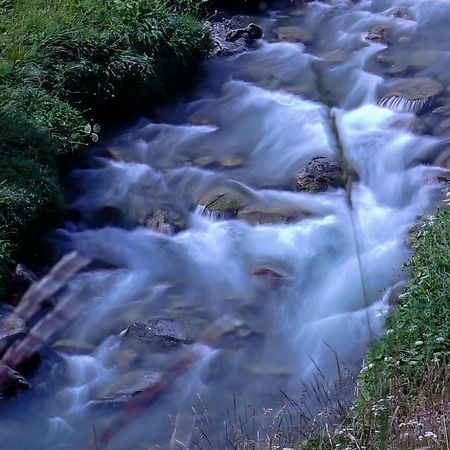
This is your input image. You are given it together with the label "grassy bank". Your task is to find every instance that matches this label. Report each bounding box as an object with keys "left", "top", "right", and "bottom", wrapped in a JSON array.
[
  {"left": 300, "top": 209, "right": 450, "bottom": 449},
  {"left": 0, "top": 0, "right": 212, "bottom": 286}
]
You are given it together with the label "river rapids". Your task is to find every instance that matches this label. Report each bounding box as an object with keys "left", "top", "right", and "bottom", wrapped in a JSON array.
[{"left": 2, "top": 0, "right": 450, "bottom": 448}]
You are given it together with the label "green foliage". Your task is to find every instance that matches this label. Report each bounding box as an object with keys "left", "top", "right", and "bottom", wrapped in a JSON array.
[
  {"left": 359, "top": 211, "right": 450, "bottom": 401},
  {"left": 0, "top": 0, "right": 212, "bottom": 287}
]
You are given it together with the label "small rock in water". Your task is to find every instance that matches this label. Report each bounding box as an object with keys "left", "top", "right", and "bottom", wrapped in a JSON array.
[
  {"left": 366, "top": 25, "right": 390, "bottom": 44},
  {"left": 226, "top": 23, "right": 263, "bottom": 43},
  {"left": 124, "top": 316, "right": 209, "bottom": 351},
  {"left": 433, "top": 146, "right": 450, "bottom": 170},
  {"left": 294, "top": 157, "right": 343, "bottom": 192},
  {"left": 390, "top": 8, "right": 413, "bottom": 20},
  {"left": 140, "top": 208, "right": 185, "bottom": 235},
  {"left": 378, "top": 77, "right": 444, "bottom": 114},
  {"left": 93, "top": 369, "right": 161, "bottom": 405},
  {"left": 252, "top": 267, "right": 285, "bottom": 288},
  {"left": 52, "top": 339, "right": 95, "bottom": 355},
  {"left": 197, "top": 189, "right": 248, "bottom": 219},
  {"left": 272, "top": 26, "right": 312, "bottom": 44},
  {"left": 236, "top": 208, "right": 303, "bottom": 225}
]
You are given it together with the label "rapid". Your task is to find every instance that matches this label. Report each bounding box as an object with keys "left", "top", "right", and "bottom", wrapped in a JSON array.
[{"left": 2, "top": 0, "right": 450, "bottom": 448}]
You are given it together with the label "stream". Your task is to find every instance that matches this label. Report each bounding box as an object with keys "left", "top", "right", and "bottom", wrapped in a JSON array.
[{"left": 2, "top": 0, "right": 450, "bottom": 448}]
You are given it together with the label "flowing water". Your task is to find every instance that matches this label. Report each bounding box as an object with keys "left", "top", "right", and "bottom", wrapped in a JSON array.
[{"left": 3, "top": 0, "right": 450, "bottom": 448}]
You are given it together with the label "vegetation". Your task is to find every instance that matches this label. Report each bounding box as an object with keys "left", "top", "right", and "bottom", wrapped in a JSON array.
[
  {"left": 0, "top": 0, "right": 213, "bottom": 286},
  {"left": 300, "top": 209, "right": 450, "bottom": 450}
]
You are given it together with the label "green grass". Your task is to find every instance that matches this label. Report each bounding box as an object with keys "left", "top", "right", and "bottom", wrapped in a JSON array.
[
  {"left": 0, "top": 0, "right": 212, "bottom": 287},
  {"left": 299, "top": 209, "right": 450, "bottom": 450}
]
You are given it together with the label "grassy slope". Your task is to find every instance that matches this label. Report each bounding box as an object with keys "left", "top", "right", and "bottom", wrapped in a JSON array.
[
  {"left": 0, "top": 0, "right": 212, "bottom": 285},
  {"left": 300, "top": 209, "right": 450, "bottom": 450}
]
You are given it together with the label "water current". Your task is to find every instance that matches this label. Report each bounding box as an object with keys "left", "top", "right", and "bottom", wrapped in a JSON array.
[{"left": 3, "top": 0, "right": 450, "bottom": 448}]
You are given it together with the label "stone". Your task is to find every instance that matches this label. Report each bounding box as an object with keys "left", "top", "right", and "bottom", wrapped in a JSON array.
[
  {"left": 273, "top": 26, "right": 312, "bottom": 44},
  {"left": 0, "top": 305, "right": 26, "bottom": 344},
  {"left": 391, "top": 8, "right": 413, "bottom": 20},
  {"left": 294, "top": 156, "right": 343, "bottom": 192},
  {"left": 433, "top": 147, "right": 450, "bottom": 169},
  {"left": 93, "top": 369, "right": 161, "bottom": 405},
  {"left": 226, "top": 23, "right": 263, "bottom": 43},
  {"left": 378, "top": 77, "right": 444, "bottom": 114},
  {"left": 140, "top": 208, "right": 185, "bottom": 235},
  {"left": 124, "top": 315, "right": 209, "bottom": 351},
  {"left": 236, "top": 208, "right": 302, "bottom": 225},
  {"left": 209, "top": 19, "right": 263, "bottom": 56},
  {"left": 52, "top": 339, "right": 95, "bottom": 355},
  {"left": 197, "top": 189, "right": 249, "bottom": 219},
  {"left": 434, "top": 118, "right": 450, "bottom": 136},
  {"left": 366, "top": 25, "right": 390, "bottom": 44}
]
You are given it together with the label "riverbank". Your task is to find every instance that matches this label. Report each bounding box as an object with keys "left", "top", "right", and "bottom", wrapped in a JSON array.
[
  {"left": 0, "top": 0, "right": 212, "bottom": 289},
  {"left": 301, "top": 208, "right": 450, "bottom": 449}
]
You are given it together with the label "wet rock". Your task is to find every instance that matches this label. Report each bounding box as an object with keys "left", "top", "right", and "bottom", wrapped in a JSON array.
[
  {"left": 378, "top": 77, "right": 444, "bottom": 114},
  {"left": 252, "top": 266, "right": 285, "bottom": 288},
  {"left": 294, "top": 157, "right": 343, "bottom": 192},
  {"left": 208, "top": 18, "right": 263, "bottom": 56},
  {"left": 124, "top": 316, "right": 209, "bottom": 351},
  {"left": 390, "top": 8, "right": 413, "bottom": 20},
  {"left": 366, "top": 25, "right": 390, "bottom": 44},
  {"left": 140, "top": 208, "right": 185, "bottom": 235},
  {"left": 0, "top": 305, "right": 26, "bottom": 344},
  {"left": 216, "top": 322, "right": 264, "bottom": 349},
  {"left": 434, "top": 118, "right": 450, "bottom": 136},
  {"left": 0, "top": 362, "right": 31, "bottom": 398},
  {"left": 197, "top": 190, "right": 248, "bottom": 219},
  {"left": 52, "top": 339, "right": 95, "bottom": 355},
  {"left": 273, "top": 26, "right": 312, "bottom": 44},
  {"left": 14, "top": 264, "right": 38, "bottom": 285},
  {"left": 105, "top": 147, "right": 133, "bottom": 163},
  {"left": 226, "top": 23, "right": 263, "bottom": 43},
  {"left": 432, "top": 103, "right": 450, "bottom": 117},
  {"left": 405, "top": 223, "right": 423, "bottom": 249},
  {"left": 433, "top": 147, "right": 450, "bottom": 169},
  {"left": 236, "top": 208, "right": 302, "bottom": 225},
  {"left": 191, "top": 155, "right": 246, "bottom": 170},
  {"left": 93, "top": 369, "right": 161, "bottom": 405},
  {"left": 96, "top": 206, "right": 124, "bottom": 227}
]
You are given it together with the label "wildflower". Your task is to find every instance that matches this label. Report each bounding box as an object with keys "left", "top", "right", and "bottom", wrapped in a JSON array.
[
  {"left": 424, "top": 431, "right": 437, "bottom": 439},
  {"left": 384, "top": 356, "right": 393, "bottom": 362},
  {"left": 386, "top": 329, "right": 394, "bottom": 335},
  {"left": 436, "top": 337, "right": 445, "bottom": 343},
  {"left": 414, "top": 340, "right": 424, "bottom": 346}
]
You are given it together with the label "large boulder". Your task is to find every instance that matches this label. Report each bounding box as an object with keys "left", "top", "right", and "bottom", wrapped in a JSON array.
[
  {"left": 294, "top": 157, "right": 343, "bottom": 192},
  {"left": 378, "top": 77, "right": 444, "bottom": 114}
]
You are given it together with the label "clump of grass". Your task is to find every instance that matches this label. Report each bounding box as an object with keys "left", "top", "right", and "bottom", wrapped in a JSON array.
[{"left": 0, "top": 0, "right": 212, "bottom": 288}]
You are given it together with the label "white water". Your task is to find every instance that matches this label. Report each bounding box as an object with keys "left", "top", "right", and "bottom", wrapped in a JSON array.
[{"left": 3, "top": 0, "right": 450, "bottom": 448}]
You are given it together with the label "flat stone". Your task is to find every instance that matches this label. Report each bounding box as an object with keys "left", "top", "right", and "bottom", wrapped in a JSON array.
[
  {"left": 0, "top": 305, "right": 26, "bottom": 344},
  {"left": 378, "top": 77, "right": 444, "bottom": 114},
  {"left": 273, "top": 26, "right": 312, "bottom": 44}
]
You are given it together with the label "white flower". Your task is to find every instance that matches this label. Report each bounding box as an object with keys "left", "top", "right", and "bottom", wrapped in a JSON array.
[
  {"left": 424, "top": 431, "right": 437, "bottom": 439},
  {"left": 386, "top": 329, "right": 394, "bottom": 335},
  {"left": 414, "top": 340, "right": 424, "bottom": 346},
  {"left": 436, "top": 337, "right": 445, "bottom": 343}
]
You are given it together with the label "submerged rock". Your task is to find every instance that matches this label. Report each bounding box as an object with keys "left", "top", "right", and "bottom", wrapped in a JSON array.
[
  {"left": 378, "top": 77, "right": 444, "bottom": 114},
  {"left": 434, "top": 118, "right": 450, "bottom": 136},
  {"left": 236, "top": 208, "right": 303, "bottom": 225},
  {"left": 294, "top": 157, "right": 343, "bottom": 192},
  {"left": 366, "top": 25, "right": 390, "bottom": 44},
  {"left": 93, "top": 369, "right": 161, "bottom": 405},
  {"left": 272, "top": 26, "right": 312, "bottom": 44},
  {"left": 140, "top": 208, "right": 185, "bottom": 235},
  {"left": 124, "top": 316, "right": 209, "bottom": 351}
]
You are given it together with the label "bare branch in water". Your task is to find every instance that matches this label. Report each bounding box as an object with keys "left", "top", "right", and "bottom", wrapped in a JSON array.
[
  {"left": 84, "top": 315, "right": 242, "bottom": 450},
  {"left": 0, "top": 251, "right": 90, "bottom": 394}
]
